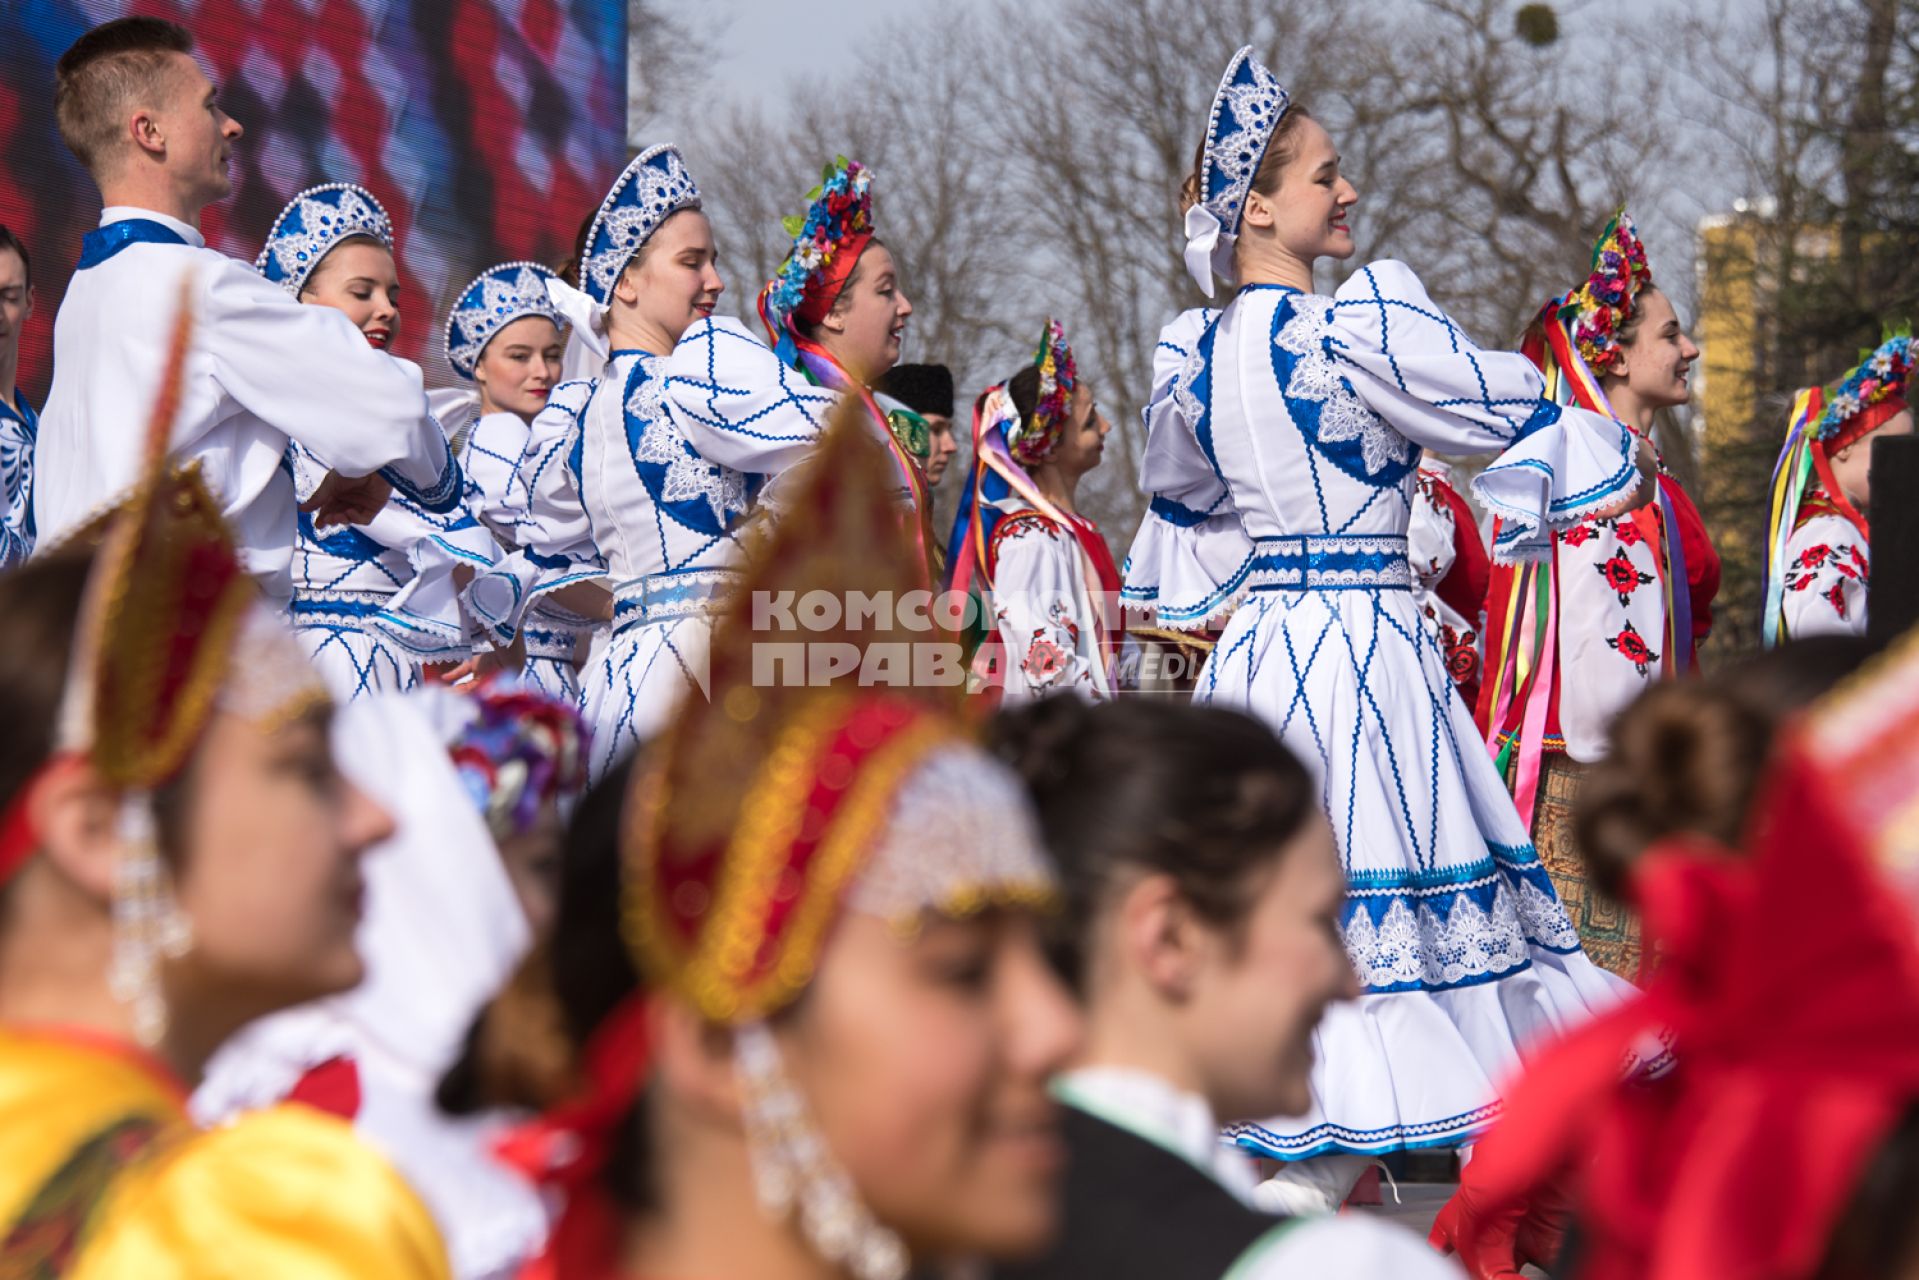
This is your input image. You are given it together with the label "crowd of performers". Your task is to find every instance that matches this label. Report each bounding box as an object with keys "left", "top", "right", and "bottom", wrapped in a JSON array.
[{"left": 2, "top": 16, "right": 1919, "bottom": 1280}]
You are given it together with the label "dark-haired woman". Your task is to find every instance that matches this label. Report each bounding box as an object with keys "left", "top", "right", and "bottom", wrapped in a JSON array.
[
  {"left": 1477, "top": 212, "right": 1719, "bottom": 980},
  {"left": 1120, "top": 46, "right": 1656, "bottom": 1209},
  {"left": 947, "top": 320, "right": 1120, "bottom": 702},
  {"left": 989, "top": 697, "right": 1462, "bottom": 1279},
  {"left": 500, "top": 397, "right": 1080, "bottom": 1280},
  {"left": 0, "top": 395, "right": 447, "bottom": 1274}
]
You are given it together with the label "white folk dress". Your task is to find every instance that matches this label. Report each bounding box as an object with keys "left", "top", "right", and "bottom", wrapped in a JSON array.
[
  {"left": 983, "top": 506, "right": 1117, "bottom": 702},
  {"left": 458, "top": 408, "right": 596, "bottom": 702},
  {"left": 503, "top": 319, "right": 834, "bottom": 780},
  {"left": 285, "top": 377, "right": 496, "bottom": 699},
  {"left": 1780, "top": 496, "right": 1870, "bottom": 638},
  {"left": 1122, "top": 263, "right": 1643, "bottom": 1161},
  {"left": 0, "top": 392, "right": 36, "bottom": 570}
]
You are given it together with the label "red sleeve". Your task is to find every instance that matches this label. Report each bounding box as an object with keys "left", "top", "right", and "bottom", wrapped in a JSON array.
[{"left": 1433, "top": 479, "right": 1491, "bottom": 627}]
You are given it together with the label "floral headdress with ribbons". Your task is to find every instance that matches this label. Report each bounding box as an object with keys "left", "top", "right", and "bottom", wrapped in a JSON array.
[
  {"left": 1183, "top": 46, "right": 1292, "bottom": 297},
  {"left": 1445, "top": 626, "right": 1919, "bottom": 1280},
  {"left": 944, "top": 317, "right": 1093, "bottom": 649},
  {"left": 442, "top": 677, "right": 589, "bottom": 841},
  {"left": 1763, "top": 329, "right": 1913, "bottom": 645},
  {"left": 1006, "top": 318, "right": 1079, "bottom": 468},
  {"left": 255, "top": 182, "right": 394, "bottom": 296},
  {"left": 0, "top": 290, "right": 327, "bottom": 1041},
  {"left": 758, "top": 157, "right": 876, "bottom": 368},
  {"left": 1554, "top": 210, "right": 1652, "bottom": 375},
  {"left": 502, "top": 394, "right": 1056, "bottom": 1280}
]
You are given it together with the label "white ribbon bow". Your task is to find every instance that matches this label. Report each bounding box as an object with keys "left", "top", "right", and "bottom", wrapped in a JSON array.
[
  {"left": 544, "top": 275, "right": 612, "bottom": 382},
  {"left": 1182, "top": 204, "right": 1238, "bottom": 299}
]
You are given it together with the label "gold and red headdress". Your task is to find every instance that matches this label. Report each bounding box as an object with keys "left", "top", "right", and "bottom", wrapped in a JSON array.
[
  {"left": 623, "top": 391, "right": 1055, "bottom": 1025},
  {"left": 0, "top": 290, "right": 327, "bottom": 890}
]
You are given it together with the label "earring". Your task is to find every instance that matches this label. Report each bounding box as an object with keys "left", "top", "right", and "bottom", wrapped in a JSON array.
[
  {"left": 734, "top": 1021, "right": 909, "bottom": 1280},
  {"left": 106, "top": 795, "right": 194, "bottom": 1048}
]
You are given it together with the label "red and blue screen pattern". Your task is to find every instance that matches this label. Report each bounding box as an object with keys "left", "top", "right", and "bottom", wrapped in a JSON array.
[{"left": 0, "top": 0, "right": 627, "bottom": 403}]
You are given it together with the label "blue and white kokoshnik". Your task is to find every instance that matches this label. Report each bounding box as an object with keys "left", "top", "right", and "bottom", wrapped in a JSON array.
[
  {"left": 1184, "top": 46, "right": 1291, "bottom": 296},
  {"left": 255, "top": 182, "right": 394, "bottom": 296},
  {"left": 445, "top": 262, "right": 568, "bottom": 380},
  {"left": 580, "top": 144, "right": 701, "bottom": 307}
]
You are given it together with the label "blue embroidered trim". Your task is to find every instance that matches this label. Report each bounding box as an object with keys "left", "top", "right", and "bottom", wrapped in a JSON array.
[
  {"left": 1191, "top": 318, "right": 1221, "bottom": 475},
  {"left": 1146, "top": 493, "right": 1218, "bottom": 528},
  {"left": 1269, "top": 292, "right": 1417, "bottom": 490},
  {"left": 1246, "top": 534, "right": 1412, "bottom": 592},
  {"left": 290, "top": 591, "right": 390, "bottom": 621},
  {"left": 76, "top": 219, "right": 187, "bottom": 269},
  {"left": 380, "top": 440, "right": 463, "bottom": 514},
  {"left": 521, "top": 626, "right": 582, "bottom": 660},
  {"left": 613, "top": 568, "right": 741, "bottom": 634},
  {"left": 1512, "top": 397, "right": 1560, "bottom": 441},
  {"left": 1117, "top": 545, "right": 1257, "bottom": 626},
  {"left": 625, "top": 353, "right": 751, "bottom": 537},
  {"left": 1225, "top": 1101, "right": 1501, "bottom": 1160}
]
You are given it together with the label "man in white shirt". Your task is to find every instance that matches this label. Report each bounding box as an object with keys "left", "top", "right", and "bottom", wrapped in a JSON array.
[{"left": 34, "top": 16, "right": 458, "bottom": 602}]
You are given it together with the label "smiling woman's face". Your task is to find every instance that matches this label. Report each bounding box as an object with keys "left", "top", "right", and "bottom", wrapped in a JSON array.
[
  {"left": 821, "top": 243, "right": 913, "bottom": 385},
  {"left": 1247, "top": 115, "right": 1359, "bottom": 266},
  {"left": 301, "top": 238, "right": 401, "bottom": 349},
  {"left": 617, "top": 208, "right": 724, "bottom": 353}
]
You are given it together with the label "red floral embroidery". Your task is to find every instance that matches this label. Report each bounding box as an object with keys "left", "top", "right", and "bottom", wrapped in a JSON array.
[
  {"left": 1022, "top": 632, "right": 1068, "bottom": 685},
  {"left": 1800, "top": 544, "right": 1833, "bottom": 569},
  {"left": 1826, "top": 582, "right": 1850, "bottom": 619},
  {"left": 1597, "top": 553, "right": 1654, "bottom": 605},
  {"left": 1560, "top": 523, "right": 1597, "bottom": 548},
  {"left": 1446, "top": 629, "right": 1480, "bottom": 686},
  {"left": 1605, "top": 621, "right": 1659, "bottom": 675},
  {"left": 1613, "top": 520, "right": 1645, "bottom": 547}
]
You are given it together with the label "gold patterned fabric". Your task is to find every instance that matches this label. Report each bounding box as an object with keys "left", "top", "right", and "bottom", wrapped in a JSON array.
[
  {"left": 1528, "top": 754, "right": 1642, "bottom": 980},
  {"left": 0, "top": 1026, "right": 449, "bottom": 1280}
]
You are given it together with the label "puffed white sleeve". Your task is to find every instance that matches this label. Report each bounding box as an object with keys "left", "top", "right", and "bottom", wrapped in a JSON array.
[
  {"left": 662, "top": 317, "right": 838, "bottom": 483},
  {"left": 988, "top": 515, "right": 1108, "bottom": 704},
  {"left": 1409, "top": 470, "right": 1460, "bottom": 591},
  {"left": 1780, "top": 515, "right": 1870, "bottom": 639},
  {"left": 459, "top": 411, "right": 536, "bottom": 535},
  {"left": 1121, "top": 308, "right": 1257, "bottom": 631},
  {"left": 463, "top": 381, "right": 606, "bottom": 645},
  {"left": 1324, "top": 261, "right": 1640, "bottom": 562},
  {"left": 202, "top": 265, "right": 462, "bottom": 512}
]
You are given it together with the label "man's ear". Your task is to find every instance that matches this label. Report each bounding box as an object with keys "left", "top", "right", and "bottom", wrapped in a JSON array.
[
  {"left": 29, "top": 758, "right": 123, "bottom": 906},
  {"left": 1116, "top": 872, "right": 1205, "bottom": 1002},
  {"left": 127, "top": 105, "right": 169, "bottom": 164}
]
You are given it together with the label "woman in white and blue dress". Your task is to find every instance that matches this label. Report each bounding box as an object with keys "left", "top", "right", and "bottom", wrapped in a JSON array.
[
  {"left": 1121, "top": 47, "right": 1657, "bottom": 1211},
  {"left": 257, "top": 182, "right": 494, "bottom": 698},
  {"left": 502, "top": 145, "right": 838, "bottom": 780},
  {"left": 436, "top": 261, "right": 600, "bottom": 701}
]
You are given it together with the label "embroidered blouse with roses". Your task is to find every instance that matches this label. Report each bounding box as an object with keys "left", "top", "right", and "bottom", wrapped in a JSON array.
[{"left": 1781, "top": 488, "right": 1870, "bottom": 638}]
